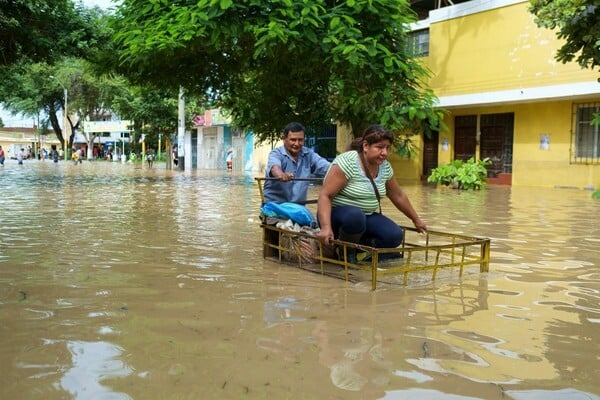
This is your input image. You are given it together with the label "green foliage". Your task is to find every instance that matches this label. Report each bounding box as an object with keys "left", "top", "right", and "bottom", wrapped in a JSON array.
[
  {"left": 394, "top": 135, "right": 418, "bottom": 159},
  {"left": 0, "top": 1, "right": 105, "bottom": 68},
  {"left": 111, "top": 85, "right": 202, "bottom": 153},
  {"left": 0, "top": 5, "right": 120, "bottom": 148},
  {"left": 427, "top": 157, "right": 492, "bottom": 190},
  {"left": 592, "top": 189, "right": 600, "bottom": 199},
  {"left": 529, "top": 0, "right": 600, "bottom": 77},
  {"left": 109, "top": 0, "right": 444, "bottom": 144},
  {"left": 0, "top": 57, "right": 132, "bottom": 149},
  {"left": 592, "top": 111, "right": 600, "bottom": 126}
]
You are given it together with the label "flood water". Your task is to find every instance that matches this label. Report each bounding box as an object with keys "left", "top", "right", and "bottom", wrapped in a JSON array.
[{"left": 0, "top": 160, "right": 598, "bottom": 400}]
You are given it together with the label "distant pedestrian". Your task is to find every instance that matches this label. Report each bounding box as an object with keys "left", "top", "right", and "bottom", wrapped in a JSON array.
[
  {"left": 226, "top": 148, "right": 233, "bottom": 171},
  {"left": 146, "top": 150, "right": 154, "bottom": 168},
  {"left": 0, "top": 145, "right": 5, "bottom": 166},
  {"left": 17, "top": 148, "right": 24, "bottom": 165},
  {"left": 173, "top": 146, "right": 178, "bottom": 167},
  {"left": 72, "top": 148, "right": 80, "bottom": 165}
]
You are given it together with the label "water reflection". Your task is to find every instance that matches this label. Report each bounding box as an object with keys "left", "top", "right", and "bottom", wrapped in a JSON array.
[
  {"left": 60, "top": 341, "right": 132, "bottom": 399},
  {"left": 0, "top": 161, "right": 598, "bottom": 399}
]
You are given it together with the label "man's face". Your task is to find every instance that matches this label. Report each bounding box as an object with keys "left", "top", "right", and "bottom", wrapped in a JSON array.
[{"left": 283, "top": 130, "right": 305, "bottom": 158}]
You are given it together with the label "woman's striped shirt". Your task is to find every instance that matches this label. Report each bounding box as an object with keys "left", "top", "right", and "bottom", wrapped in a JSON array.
[{"left": 329, "top": 150, "right": 393, "bottom": 214}]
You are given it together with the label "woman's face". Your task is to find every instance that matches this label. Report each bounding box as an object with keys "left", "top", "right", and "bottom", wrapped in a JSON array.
[{"left": 363, "top": 139, "right": 392, "bottom": 164}]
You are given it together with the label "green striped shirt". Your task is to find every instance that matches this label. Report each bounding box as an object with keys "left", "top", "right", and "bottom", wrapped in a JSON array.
[{"left": 329, "top": 151, "right": 393, "bottom": 214}]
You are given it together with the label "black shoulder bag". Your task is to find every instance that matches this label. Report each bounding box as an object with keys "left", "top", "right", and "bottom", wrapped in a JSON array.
[{"left": 358, "top": 151, "right": 382, "bottom": 214}]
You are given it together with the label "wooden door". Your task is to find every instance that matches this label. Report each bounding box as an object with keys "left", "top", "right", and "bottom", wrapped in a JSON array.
[
  {"left": 454, "top": 115, "right": 477, "bottom": 161},
  {"left": 480, "top": 113, "right": 514, "bottom": 176},
  {"left": 422, "top": 131, "right": 439, "bottom": 180}
]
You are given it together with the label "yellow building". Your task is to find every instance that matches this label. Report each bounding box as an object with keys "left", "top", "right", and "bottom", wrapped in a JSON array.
[
  {"left": 404, "top": 0, "right": 600, "bottom": 188},
  {"left": 0, "top": 127, "right": 60, "bottom": 159}
]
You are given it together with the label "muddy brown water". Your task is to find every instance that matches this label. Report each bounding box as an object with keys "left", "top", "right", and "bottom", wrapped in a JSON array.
[{"left": 0, "top": 160, "right": 598, "bottom": 400}]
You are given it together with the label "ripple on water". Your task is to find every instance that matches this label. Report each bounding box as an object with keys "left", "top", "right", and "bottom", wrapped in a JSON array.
[
  {"left": 2, "top": 163, "right": 599, "bottom": 398},
  {"left": 24, "top": 308, "right": 55, "bottom": 320}
]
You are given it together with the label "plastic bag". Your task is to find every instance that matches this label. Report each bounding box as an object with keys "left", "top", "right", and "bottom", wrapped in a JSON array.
[{"left": 261, "top": 202, "right": 315, "bottom": 226}]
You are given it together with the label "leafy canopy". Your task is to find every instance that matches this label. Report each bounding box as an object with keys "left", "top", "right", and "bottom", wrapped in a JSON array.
[
  {"left": 0, "top": 0, "right": 104, "bottom": 68},
  {"left": 529, "top": 0, "right": 600, "bottom": 75},
  {"left": 110, "top": 0, "right": 444, "bottom": 143}
]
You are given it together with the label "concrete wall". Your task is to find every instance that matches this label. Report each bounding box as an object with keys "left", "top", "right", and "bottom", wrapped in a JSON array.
[{"left": 420, "top": 0, "right": 600, "bottom": 188}]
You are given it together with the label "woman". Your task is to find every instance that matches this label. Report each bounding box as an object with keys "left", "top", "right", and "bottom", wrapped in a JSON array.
[{"left": 316, "top": 124, "right": 427, "bottom": 259}]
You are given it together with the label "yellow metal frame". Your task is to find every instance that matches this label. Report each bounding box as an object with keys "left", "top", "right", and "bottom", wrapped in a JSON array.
[
  {"left": 256, "top": 177, "right": 491, "bottom": 289},
  {"left": 260, "top": 223, "right": 490, "bottom": 290}
]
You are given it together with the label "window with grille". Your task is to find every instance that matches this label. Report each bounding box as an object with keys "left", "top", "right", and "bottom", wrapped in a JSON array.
[
  {"left": 410, "top": 29, "right": 429, "bottom": 57},
  {"left": 572, "top": 102, "right": 600, "bottom": 164}
]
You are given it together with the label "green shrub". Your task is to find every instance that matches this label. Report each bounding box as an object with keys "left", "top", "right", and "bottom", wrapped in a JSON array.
[{"left": 428, "top": 157, "right": 491, "bottom": 190}]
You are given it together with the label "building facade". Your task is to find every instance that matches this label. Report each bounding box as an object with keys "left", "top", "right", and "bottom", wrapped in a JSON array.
[
  {"left": 409, "top": 0, "right": 599, "bottom": 188},
  {"left": 184, "top": 1, "right": 600, "bottom": 189},
  {"left": 0, "top": 127, "right": 60, "bottom": 159}
]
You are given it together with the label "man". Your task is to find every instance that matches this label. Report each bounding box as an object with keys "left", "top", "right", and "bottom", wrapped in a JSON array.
[
  {"left": 0, "top": 145, "right": 5, "bottom": 166},
  {"left": 17, "top": 148, "right": 24, "bottom": 165},
  {"left": 263, "top": 122, "right": 331, "bottom": 204}
]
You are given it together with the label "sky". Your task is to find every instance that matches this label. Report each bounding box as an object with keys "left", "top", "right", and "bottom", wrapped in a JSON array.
[
  {"left": 83, "top": 0, "right": 118, "bottom": 10},
  {"left": 1, "top": 0, "right": 118, "bottom": 127}
]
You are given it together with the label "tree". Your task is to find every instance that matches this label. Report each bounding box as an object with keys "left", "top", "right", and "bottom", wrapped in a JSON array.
[
  {"left": 0, "top": 61, "right": 64, "bottom": 137},
  {"left": 0, "top": 5, "right": 128, "bottom": 152},
  {"left": 111, "top": 85, "right": 193, "bottom": 156},
  {"left": 0, "top": 0, "right": 104, "bottom": 68},
  {"left": 0, "top": 58, "right": 131, "bottom": 152},
  {"left": 109, "top": 0, "right": 444, "bottom": 144},
  {"left": 529, "top": 0, "right": 600, "bottom": 74}
]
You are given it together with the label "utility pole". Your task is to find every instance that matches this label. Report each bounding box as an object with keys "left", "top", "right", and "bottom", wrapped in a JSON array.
[{"left": 178, "top": 87, "right": 185, "bottom": 170}]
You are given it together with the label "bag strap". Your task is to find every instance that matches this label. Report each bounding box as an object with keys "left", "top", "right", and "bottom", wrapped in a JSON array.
[{"left": 358, "top": 151, "right": 382, "bottom": 214}]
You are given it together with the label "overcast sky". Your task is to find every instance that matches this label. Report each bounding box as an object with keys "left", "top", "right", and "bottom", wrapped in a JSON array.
[{"left": 83, "top": 0, "right": 119, "bottom": 10}]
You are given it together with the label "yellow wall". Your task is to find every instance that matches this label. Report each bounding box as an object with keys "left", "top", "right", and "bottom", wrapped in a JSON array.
[
  {"left": 440, "top": 101, "right": 600, "bottom": 189},
  {"left": 335, "top": 123, "right": 424, "bottom": 181},
  {"left": 422, "top": 0, "right": 600, "bottom": 189},
  {"left": 390, "top": 136, "right": 423, "bottom": 180},
  {"left": 512, "top": 101, "right": 598, "bottom": 188},
  {"left": 427, "top": 1, "right": 598, "bottom": 96},
  {"left": 335, "top": 123, "right": 353, "bottom": 154}
]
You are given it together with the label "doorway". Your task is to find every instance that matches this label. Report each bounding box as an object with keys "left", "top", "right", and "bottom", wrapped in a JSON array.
[
  {"left": 422, "top": 131, "right": 439, "bottom": 180},
  {"left": 480, "top": 113, "right": 513, "bottom": 177},
  {"left": 202, "top": 127, "right": 218, "bottom": 169},
  {"left": 454, "top": 115, "right": 477, "bottom": 162}
]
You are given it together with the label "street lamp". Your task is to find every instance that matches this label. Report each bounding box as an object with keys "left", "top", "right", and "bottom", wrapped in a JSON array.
[{"left": 50, "top": 75, "right": 69, "bottom": 161}]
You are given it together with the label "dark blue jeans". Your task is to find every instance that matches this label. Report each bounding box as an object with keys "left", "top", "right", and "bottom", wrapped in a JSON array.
[{"left": 329, "top": 205, "right": 404, "bottom": 248}]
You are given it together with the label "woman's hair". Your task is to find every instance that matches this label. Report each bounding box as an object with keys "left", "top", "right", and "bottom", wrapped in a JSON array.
[{"left": 349, "top": 124, "right": 394, "bottom": 151}]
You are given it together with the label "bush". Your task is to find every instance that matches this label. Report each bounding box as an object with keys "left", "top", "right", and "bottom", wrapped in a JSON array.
[{"left": 428, "top": 157, "right": 491, "bottom": 190}]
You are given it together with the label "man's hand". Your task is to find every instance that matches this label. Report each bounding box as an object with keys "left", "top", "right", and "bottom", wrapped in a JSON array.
[{"left": 279, "top": 172, "right": 294, "bottom": 182}]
